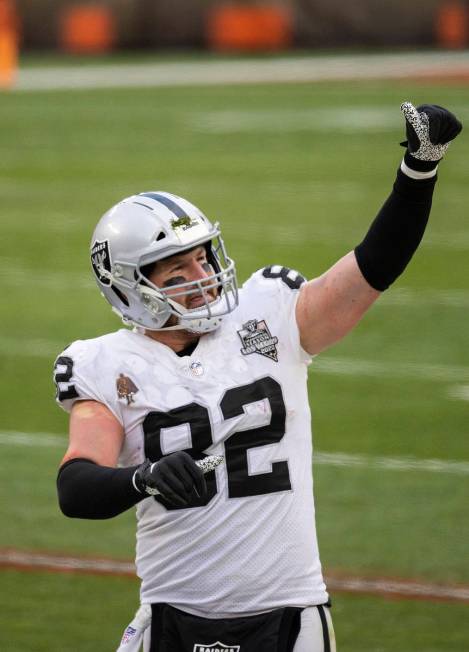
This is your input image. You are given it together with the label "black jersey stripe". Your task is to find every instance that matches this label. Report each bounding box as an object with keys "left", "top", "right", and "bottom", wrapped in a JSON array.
[
  {"left": 139, "top": 192, "right": 187, "bottom": 218},
  {"left": 317, "top": 604, "right": 331, "bottom": 652}
]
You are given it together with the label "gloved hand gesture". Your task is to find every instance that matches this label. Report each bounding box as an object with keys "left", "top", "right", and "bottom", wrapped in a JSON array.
[
  {"left": 400, "top": 102, "right": 462, "bottom": 171},
  {"left": 133, "top": 451, "right": 223, "bottom": 507},
  {"left": 134, "top": 451, "right": 207, "bottom": 507}
]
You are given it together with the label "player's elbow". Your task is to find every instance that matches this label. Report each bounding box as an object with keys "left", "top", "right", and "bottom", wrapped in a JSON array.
[
  {"left": 56, "top": 457, "right": 141, "bottom": 519},
  {"left": 57, "top": 467, "right": 87, "bottom": 518},
  {"left": 57, "top": 489, "right": 80, "bottom": 518},
  {"left": 57, "top": 477, "right": 115, "bottom": 520},
  {"left": 56, "top": 458, "right": 110, "bottom": 520}
]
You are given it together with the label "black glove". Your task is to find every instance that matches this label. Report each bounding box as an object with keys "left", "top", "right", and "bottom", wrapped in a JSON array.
[
  {"left": 400, "top": 101, "right": 462, "bottom": 172},
  {"left": 133, "top": 451, "right": 207, "bottom": 507}
]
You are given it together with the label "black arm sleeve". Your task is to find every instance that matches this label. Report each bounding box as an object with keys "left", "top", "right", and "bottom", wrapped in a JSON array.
[
  {"left": 354, "top": 168, "right": 437, "bottom": 291},
  {"left": 57, "top": 458, "right": 145, "bottom": 520}
]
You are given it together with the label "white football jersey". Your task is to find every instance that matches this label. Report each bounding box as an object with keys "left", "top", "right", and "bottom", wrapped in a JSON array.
[{"left": 54, "top": 267, "right": 328, "bottom": 617}]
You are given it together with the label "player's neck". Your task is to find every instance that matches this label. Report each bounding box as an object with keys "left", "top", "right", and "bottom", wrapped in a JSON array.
[{"left": 144, "top": 327, "right": 200, "bottom": 353}]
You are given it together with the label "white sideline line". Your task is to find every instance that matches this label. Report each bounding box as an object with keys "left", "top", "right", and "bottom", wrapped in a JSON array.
[
  {"left": 1, "top": 335, "right": 469, "bottom": 384},
  {"left": 3, "top": 257, "right": 469, "bottom": 298},
  {"left": 3, "top": 260, "right": 469, "bottom": 303},
  {"left": 0, "top": 549, "right": 135, "bottom": 575},
  {"left": 190, "top": 107, "right": 401, "bottom": 133},
  {"left": 1, "top": 549, "right": 468, "bottom": 602},
  {"left": 313, "top": 451, "right": 469, "bottom": 476},
  {"left": 1, "top": 430, "right": 468, "bottom": 476},
  {"left": 380, "top": 288, "right": 469, "bottom": 308},
  {"left": 448, "top": 385, "right": 469, "bottom": 401},
  {"left": 190, "top": 105, "right": 469, "bottom": 134},
  {"left": 0, "top": 431, "right": 68, "bottom": 448},
  {"left": 1, "top": 271, "right": 94, "bottom": 291},
  {"left": 325, "top": 575, "right": 469, "bottom": 602},
  {"left": 0, "top": 337, "right": 65, "bottom": 358},
  {"left": 233, "top": 224, "right": 469, "bottom": 251},
  {"left": 312, "top": 356, "right": 469, "bottom": 383},
  {"left": 13, "top": 51, "right": 469, "bottom": 92}
]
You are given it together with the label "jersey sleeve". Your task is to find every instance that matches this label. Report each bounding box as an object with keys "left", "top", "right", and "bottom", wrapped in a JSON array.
[
  {"left": 242, "top": 266, "right": 312, "bottom": 365},
  {"left": 52, "top": 339, "right": 123, "bottom": 424}
]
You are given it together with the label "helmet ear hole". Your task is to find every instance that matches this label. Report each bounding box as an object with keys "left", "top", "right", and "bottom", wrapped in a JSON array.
[
  {"left": 111, "top": 285, "right": 129, "bottom": 307},
  {"left": 205, "top": 242, "right": 220, "bottom": 275},
  {"left": 156, "top": 231, "right": 166, "bottom": 241},
  {"left": 140, "top": 262, "right": 156, "bottom": 282}
]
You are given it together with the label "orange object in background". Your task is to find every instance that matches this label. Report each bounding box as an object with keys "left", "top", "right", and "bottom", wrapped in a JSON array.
[
  {"left": 0, "top": 0, "right": 19, "bottom": 89},
  {"left": 435, "top": 0, "right": 468, "bottom": 48},
  {"left": 60, "top": 4, "right": 115, "bottom": 54},
  {"left": 206, "top": 4, "right": 292, "bottom": 51}
]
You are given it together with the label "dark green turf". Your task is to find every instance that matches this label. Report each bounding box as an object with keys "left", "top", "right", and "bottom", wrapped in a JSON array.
[
  {"left": 1, "top": 71, "right": 468, "bottom": 651},
  {"left": 2, "top": 570, "right": 468, "bottom": 651}
]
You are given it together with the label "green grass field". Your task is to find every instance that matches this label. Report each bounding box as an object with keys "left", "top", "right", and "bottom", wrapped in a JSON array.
[{"left": 1, "top": 58, "right": 468, "bottom": 651}]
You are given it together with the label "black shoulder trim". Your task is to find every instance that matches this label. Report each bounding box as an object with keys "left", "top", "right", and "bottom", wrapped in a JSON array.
[
  {"left": 53, "top": 356, "right": 79, "bottom": 402},
  {"left": 262, "top": 266, "right": 306, "bottom": 290}
]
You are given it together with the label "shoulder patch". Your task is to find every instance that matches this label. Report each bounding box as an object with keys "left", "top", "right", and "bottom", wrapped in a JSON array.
[
  {"left": 262, "top": 265, "right": 305, "bottom": 290},
  {"left": 238, "top": 319, "right": 279, "bottom": 362}
]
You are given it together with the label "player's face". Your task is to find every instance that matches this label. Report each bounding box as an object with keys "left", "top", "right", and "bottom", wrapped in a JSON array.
[{"left": 148, "top": 246, "right": 217, "bottom": 310}]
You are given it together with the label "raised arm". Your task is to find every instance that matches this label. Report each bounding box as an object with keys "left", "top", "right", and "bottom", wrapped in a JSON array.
[
  {"left": 297, "top": 101, "right": 462, "bottom": 355},
  {"left": 296, "top": 251, "right": 379, "bottom": 355}
]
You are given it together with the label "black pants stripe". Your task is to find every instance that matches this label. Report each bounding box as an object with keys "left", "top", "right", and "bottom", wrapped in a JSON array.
[{"left": 316, "top": 605, "right": 331, "bottom": 652}]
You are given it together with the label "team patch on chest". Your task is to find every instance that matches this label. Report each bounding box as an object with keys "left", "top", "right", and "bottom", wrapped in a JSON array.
[
  {"left": 116, "top": 373, "right": 139, "bottom": 404},
  {"left": 237, "top": 319, "right": 279, "bottom": 362}
]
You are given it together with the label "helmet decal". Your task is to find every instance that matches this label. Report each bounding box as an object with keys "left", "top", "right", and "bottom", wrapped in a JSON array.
[
  {"left": 90, "top": 191, "right": 239, "bottom": 333},
  {"left": 91, "top": 239, "right": 112, "bottom": 286}
]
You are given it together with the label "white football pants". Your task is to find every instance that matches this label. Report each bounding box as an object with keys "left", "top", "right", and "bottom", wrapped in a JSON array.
[{"left": 293, "top": 605, "right": 336, "bottom": 652}]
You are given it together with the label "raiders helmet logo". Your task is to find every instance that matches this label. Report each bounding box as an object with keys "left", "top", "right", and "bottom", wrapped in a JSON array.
[
  {"left": 91, "top": 239, "right": 112, "bottom": 286},
  {"left": 193, "top": 643, "right": 240, "bottom": 652}
]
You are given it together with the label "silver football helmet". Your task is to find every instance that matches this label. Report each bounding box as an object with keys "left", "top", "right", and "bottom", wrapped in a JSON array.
[{"left": 90, "top": 191, "right": 238, "bottom": 333}]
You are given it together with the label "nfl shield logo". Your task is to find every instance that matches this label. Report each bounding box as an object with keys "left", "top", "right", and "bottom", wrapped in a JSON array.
[
  {"left": 91, "top": 239, "right": 112, "bottom": 286},
  {"left": 193, "top": 643, "right": 240, "bottom": 652},
  {"left": 120, "top": 625, "right": 137, "bottom": 645}
]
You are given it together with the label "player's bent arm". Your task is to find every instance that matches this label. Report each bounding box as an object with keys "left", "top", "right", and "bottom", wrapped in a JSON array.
[
  {"left": 62, "top": 400, "right": 124, "bottom": 467},
  {"left": 296, "top": 252, "right": 380, "bottom": 355},
  {"left": 57, "top": 401, "right": 144, "bottom": 520},
  {"left": 57, "top": 401, "right": 211, "bottom": 518}
]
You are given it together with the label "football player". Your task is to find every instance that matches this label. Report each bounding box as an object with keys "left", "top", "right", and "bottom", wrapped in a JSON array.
[{"left": 54, "top": 102, "right": 461, "bottom": 652}]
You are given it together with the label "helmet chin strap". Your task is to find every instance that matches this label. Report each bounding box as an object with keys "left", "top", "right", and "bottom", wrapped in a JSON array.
[
  {"left": 161, "top": 297, "right": 223, "bottom": 334},
  {"left": 138, "top": 285, "right": 222, "bottom": 333},
  {"left": 143, "top": 316, "right": 222, "bottom": 334}
]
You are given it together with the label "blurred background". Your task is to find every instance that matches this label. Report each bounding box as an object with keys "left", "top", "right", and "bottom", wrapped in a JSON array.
[
  {"left": 1, "top": 1, "right": 469, "bottom": 652},
  {"left": 3, "top": 0, "right": 469, "bottom": 59}
]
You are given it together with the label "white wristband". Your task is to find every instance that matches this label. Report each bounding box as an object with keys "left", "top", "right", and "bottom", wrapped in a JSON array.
[
  {"left": 400, "top": 158, "right": 438, "bottom": 180},
  {"left": 131, "top": 470, "right": 142, "bottom": 494}
]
